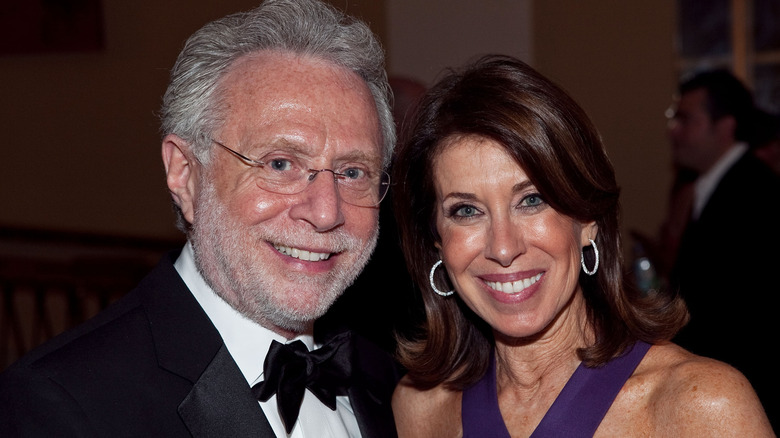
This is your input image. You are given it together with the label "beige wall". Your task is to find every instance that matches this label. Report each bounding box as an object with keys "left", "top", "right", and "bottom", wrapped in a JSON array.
[
  {"left": 1, "top": 0, "right": 674, "bottom": 248},
  {"left": 386, "top": 0, "right": 533, "bottom": 82},
  {"left": 533, "top": 0, "right": 677, "bottom": 248}
]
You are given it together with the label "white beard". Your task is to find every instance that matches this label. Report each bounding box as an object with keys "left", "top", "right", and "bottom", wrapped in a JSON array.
[{"left": 189, "top": 177, "right": 378, "bottom": 334}]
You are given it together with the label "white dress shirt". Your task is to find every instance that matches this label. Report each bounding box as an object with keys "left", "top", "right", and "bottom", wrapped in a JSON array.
[
  {"left": 174, "top": 242, "right": 360, "bottom": 437},
  {"left": 692, "top": 142, "right": 748, "bottom": 221}
]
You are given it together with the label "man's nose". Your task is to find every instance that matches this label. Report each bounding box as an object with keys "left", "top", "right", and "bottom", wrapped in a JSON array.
[{"left": 288, "top": 170, "right": 345, "bottom": 232}]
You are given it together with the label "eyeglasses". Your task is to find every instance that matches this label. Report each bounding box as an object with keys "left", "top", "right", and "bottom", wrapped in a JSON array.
[{"left": 211, "top": 139, "right": 390, "bottom": 207}]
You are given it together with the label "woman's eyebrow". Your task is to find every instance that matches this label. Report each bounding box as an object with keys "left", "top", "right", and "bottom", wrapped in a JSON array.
[
  {"left": 444, "top": 180, "right": 534, "bottom": 200},
  {"left": 442, "top": 192, "right": 477, "bottom": 202},
  {"left": 512, "top": 180, "right": 534, "bottom": 193}
]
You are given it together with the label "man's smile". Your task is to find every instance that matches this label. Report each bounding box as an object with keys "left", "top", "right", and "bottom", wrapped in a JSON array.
[{"left": 273, "top": 243, "right": 333, "bottom": 261}]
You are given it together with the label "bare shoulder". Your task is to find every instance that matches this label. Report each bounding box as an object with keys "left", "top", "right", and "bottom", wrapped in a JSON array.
[
  {"left": 638, "top": 343, "right": 773, "bottom": 436},
  {"left": 392, "top": 375, "right": 462, "bottom": 438}
]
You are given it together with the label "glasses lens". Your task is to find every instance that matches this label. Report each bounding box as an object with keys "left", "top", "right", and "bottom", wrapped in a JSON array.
[
  {"left": 336, "top": 170, "right": 390, "bottom": 207},
  {"left": 253, "top": 167, "right": 389, "bottom": 207}
]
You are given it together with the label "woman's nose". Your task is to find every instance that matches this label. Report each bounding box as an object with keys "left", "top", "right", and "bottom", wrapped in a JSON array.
[{"left": 485, "top": 218, "right": 526, "bottom": 267}]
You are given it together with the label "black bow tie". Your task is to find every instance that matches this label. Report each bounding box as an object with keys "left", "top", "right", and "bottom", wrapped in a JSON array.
[{"left": 251, "top": 332, "right": 353, "bottom": 434}]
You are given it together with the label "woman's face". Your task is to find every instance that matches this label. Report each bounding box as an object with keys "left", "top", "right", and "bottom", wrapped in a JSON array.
[{"left": 432, "top": 136, "right": 596, "bottom": 340}]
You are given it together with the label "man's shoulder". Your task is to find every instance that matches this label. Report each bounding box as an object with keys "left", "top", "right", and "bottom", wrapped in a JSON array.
[
  {"left": 706, "top": 152, "right": 780, "bottom": 220},
  {"left": 2, "top": 252, "right": 182, "bottom": 373},
  {"left": 0, "top": 252, "right": 213, "bottom": 435},
  {"left": 5, "top": 286, "right": 147, "bottom": 375},
  {"left": 724, "top": 151, "right": 780, "bottom": 189},
  {"left": 0, "top": 286, "right": 156, "bottom": 434}
]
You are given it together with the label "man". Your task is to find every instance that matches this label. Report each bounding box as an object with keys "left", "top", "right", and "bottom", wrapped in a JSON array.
[
  {"left": 667, "top": 69, "right": 780, "bottom": 429},
  {"left": 0, "top": 0, "right": 399, "bottom": 436}
]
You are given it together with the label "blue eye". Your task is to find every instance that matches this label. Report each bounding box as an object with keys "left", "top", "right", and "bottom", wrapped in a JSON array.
[
  {"left": 454, "top": 205, "right": 479, "bottom": 217},
  {"left": 342, "top": 167, "right": 366, "bottom": 180},
  {"left": 269, "top": 159, "right": 293, "bottom": 171},
  {"left": 519, "top": 193, "right": 545, "bottom": 209},
  {"left": 525, "top": 195, "right": 542, "bottom": 206}
]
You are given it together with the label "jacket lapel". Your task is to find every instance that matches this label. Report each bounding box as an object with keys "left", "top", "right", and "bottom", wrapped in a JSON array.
[
  {"left": 140, "top": 254, "right": 275, "bottom": 437},
  {"left": 178, "top": 345, "right": 275, "bottom": 437}
]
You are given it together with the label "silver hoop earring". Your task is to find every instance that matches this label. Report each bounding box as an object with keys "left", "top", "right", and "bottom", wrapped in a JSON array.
[
  {"left": 429, "top": 260, "right": 455, "bottom": 297},
  {"left": 580, "top": 239, "right": 599, "bottom": 276}
]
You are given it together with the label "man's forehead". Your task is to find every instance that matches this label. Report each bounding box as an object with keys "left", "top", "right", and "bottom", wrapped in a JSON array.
[
  {"left": 223, "top": 50, "right": 367, "bottom": 98},
  {"left": 215, "top": 51, "right": 382, "bottom": 160}
]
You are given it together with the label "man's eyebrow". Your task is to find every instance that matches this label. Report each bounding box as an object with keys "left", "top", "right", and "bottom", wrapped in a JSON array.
[
  {"left": 256, "top": 138, "right": 312, "bottom": 156},
  {"left": 336, "top": 149, "right": 382, "bottom": 167},
  {"left": 255, "top": 139, "right": 381, "bottom": 166}
]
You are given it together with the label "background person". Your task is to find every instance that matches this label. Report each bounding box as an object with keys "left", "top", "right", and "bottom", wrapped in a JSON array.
[
  {"left": 391, "top": 55, "right": 773, "bottom": 437},
  {"left": 0, "top": 1, "right": 400, "bottom": 436},
  {"left": 667, "top": 69, "right": 780, "bottom": 429}
]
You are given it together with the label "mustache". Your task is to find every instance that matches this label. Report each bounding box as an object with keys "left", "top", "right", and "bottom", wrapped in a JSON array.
[{"left": 253, "top": 224, "right": 366, "bottom": 254}]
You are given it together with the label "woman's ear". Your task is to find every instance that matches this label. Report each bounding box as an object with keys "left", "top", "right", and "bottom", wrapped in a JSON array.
[
  {"left": 581, "top": 221, "right": 599, "bottom": 246},
  {"left": 162, "top": 134, "right": 198, "bottom": 225}
]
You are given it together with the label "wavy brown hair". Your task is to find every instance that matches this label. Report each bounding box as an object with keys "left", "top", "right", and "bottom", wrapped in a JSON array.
[{"left": 393, "top": 55, "right": 688, "bottom": 390}]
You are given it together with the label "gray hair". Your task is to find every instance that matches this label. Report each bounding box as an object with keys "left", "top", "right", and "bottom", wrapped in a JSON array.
[
  {"left": 159, "top": 0, "right": 394, "bottom": 231},
  {"left": 160, "top": 0, "right": 393, "bottom": 162}
]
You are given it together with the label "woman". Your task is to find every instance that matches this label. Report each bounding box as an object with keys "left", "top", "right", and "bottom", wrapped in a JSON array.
[{"left": 391, "top": 55, "right": 773, "bottom": 437}]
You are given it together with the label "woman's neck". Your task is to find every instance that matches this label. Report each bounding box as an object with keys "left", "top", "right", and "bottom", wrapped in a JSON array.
[{"left": 493, "top": 290, "right": 591, "bottom": 396}]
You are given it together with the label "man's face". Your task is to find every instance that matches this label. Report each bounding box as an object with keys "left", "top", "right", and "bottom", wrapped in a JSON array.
[
  {"left": 188, "top": 51, "right": 382, "bottom": 337},
  {"left": 666, "top": 88, "right": 723, "bottom": 174}
]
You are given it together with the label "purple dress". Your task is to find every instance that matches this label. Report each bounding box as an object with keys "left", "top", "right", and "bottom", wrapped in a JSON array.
[{"left": 462, "top": 342, "right": 651, "bottom": 437}]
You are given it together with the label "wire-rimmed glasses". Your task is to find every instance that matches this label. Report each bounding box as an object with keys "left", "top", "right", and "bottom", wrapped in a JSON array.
[{"left": 212, "top": 139, "right": 390, "bottom": 207}]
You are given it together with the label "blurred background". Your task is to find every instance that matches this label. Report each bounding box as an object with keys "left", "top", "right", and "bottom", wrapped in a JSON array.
[{"left": 1, "top": 0, "right": 778, "bottom": 366}]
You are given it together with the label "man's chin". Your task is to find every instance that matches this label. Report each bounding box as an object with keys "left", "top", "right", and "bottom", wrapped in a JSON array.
[{"left": 247, "top": 290, "right": 343, "bottom": 333}]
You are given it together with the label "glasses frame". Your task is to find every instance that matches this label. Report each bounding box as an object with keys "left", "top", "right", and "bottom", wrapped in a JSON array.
[{"left": 210, "top": 139, "right": 390, "bottom": 207}]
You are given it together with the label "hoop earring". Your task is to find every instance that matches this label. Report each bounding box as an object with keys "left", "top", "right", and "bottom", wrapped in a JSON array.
[
  {"left": 429, "top": 260, "right": 455, "bottom": 297},
  {"left": 580, "top": 239, "right": 599, "bottom": 276}
]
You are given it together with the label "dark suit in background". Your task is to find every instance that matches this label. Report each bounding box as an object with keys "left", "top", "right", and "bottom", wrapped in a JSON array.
[{"left": 672, "top": 152, "right": 780, "bottom": 428}]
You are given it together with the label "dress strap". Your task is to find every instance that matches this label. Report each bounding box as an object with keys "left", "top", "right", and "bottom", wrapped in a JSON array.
[
  {"left": 462, "top": 342, "right": 651, "bottom": 438},
  {"left": 461, "top": 349, "right": 511, "bottom": 438},
  {"left": 531, "top": 341, "right": 652, "bottom": 437}
]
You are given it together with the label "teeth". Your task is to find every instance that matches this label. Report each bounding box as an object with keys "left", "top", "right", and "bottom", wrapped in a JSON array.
[
  {"left": 486, "top": 273, "right": 542, "bottom": 294},
  {"left": 274, "top": 244, "right": 331, "bottom": 262}
]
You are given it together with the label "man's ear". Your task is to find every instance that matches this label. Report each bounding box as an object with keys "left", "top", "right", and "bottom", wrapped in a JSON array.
[{"left": 162, "top": 134, "right": 198, "bottom": 225}]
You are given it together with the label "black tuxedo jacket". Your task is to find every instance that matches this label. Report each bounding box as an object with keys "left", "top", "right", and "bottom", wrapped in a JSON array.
[
  {"left": 0, "top": 251, "right": 400, "bottom": 437},
  {"left": 672, "top": 152, "right": 780, "bottom": 428}
]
